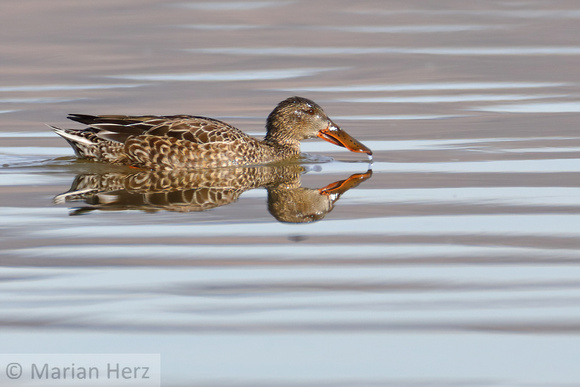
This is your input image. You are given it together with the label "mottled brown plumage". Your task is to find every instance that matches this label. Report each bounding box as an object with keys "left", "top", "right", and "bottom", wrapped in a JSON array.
[{"left": 51, "top": 96, "right": 372, "bottom": 170}]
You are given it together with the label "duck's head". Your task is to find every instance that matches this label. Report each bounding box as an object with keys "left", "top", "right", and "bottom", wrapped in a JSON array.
[{"left": 266, "top": 96, "right": 372, "bottom": 155}]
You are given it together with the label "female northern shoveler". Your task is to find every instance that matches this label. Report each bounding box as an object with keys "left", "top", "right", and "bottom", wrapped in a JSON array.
[{"left": 52, "top": 96, "right": 372, "bottom": 170}]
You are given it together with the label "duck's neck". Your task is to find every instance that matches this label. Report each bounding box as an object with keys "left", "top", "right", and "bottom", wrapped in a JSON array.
[{"left": 263, "top": 125, "right": 301, "bottom": 155}]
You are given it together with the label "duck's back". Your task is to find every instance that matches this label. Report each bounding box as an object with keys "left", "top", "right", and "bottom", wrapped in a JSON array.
[
  {"left": 56, "top": 114, "right": 276, "bottom": 169},
  {"left": 68, "top": 114, "right": 251, "bottom": 144}
]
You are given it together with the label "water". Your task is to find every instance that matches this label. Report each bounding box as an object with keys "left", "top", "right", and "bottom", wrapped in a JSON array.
[{"left": 2, "top": 0, "right": 580, "bottom": 386}]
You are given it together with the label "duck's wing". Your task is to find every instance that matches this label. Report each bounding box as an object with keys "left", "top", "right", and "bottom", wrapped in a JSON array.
[
  {"left": 67, "top": 114, "right": 159, "bottom": 142},
  {"left": 67, "top": 114, "right": 252, "bottom": 144}
]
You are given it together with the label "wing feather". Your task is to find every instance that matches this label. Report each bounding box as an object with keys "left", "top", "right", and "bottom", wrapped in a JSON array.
[{"left": 67, "top": 114, "right": 254, "bottom": 145}]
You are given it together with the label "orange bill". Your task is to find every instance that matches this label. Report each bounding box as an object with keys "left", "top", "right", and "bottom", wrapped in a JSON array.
[{"left": 317, "top": 121, "right": 372, "bottom": 155}]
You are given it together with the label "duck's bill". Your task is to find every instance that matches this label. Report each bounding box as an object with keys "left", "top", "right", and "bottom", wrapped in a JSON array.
[{"left": 317, "top": 122, "right": 372, "bottom": 155}]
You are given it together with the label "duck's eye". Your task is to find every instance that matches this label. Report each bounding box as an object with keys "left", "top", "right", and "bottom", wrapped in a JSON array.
[{"left": 298, "top": 107, "right": 315, "bottom": 116}]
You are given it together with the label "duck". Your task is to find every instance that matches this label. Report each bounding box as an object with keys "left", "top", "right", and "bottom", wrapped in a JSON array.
[{"left": 51, "top": 96, "right": 372, "bottom": 170}]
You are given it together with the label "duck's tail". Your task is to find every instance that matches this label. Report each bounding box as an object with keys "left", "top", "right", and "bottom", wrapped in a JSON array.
[
  {"left": 49, "top": 125, "right": 97, "bottom": 158},
  {"left": 50, "top": 125, "right": 95, "bottom": 146}
]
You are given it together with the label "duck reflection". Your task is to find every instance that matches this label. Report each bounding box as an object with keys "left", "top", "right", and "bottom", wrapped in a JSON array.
[{"left": 54, "top": 164, "right": 372, "bottom": 223}]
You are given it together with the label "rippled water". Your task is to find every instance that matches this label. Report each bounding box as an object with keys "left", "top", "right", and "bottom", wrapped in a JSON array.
[{"left": 2, "top": 1, "right": 580, "bottom": 386}]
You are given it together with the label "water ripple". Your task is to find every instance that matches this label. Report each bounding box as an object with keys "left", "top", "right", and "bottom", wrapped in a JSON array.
[
  {"left": 174, "top": 1, "right": 294, "bottom": 11},
  {"left": 339, "top": 94, "right": 566, "bottom": 103},
  {"left": 0, "top": 84, "right": 147, "bottom": 92},
  {"left": 324, "top": 25, "right": 507, "bottom": 33},
  {"left": 189, "top": 46, "right": 580, "bottom": 56},
  {"left": 6, "top": 243, "right": 580, "bottom": 261},
  {"left": 24, "top": 214, "right": 580, "bottom": 239},
  {"left": 474, "top": 102, "right": 580, "bottom": 113},
  {"left": 277, "top": 82, "right": 570, "bottom": 93},
  {"left": 108, "top": 67, "right": 344, "bottom": 81},
  {"left": 0, "top": 97, "right": 88, "bottom": 104},
  {"left": 350, "top": 9, "right": 580, "bottom": 19},
  {"left": 177, "top": 24, "right": 506, "bottom": 33}
]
